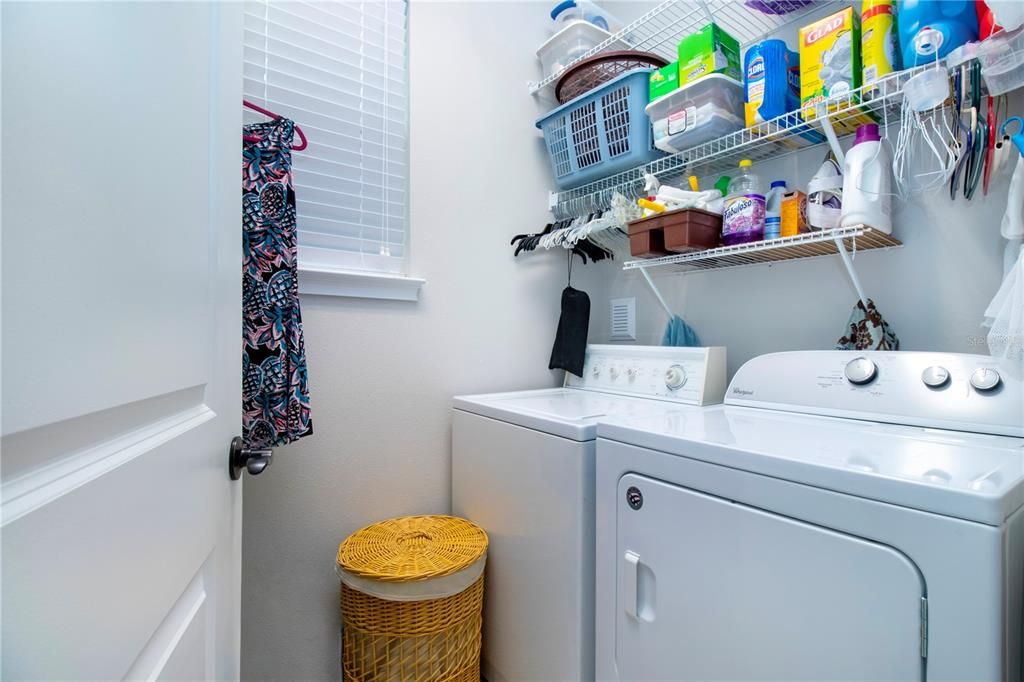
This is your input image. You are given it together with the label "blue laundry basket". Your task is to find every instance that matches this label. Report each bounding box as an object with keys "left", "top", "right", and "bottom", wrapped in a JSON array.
[{"left": 536, "top": 69, "right": 664, "bottom": 190}]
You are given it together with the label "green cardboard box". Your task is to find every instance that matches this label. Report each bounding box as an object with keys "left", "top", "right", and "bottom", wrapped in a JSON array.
[
  {"left": 649, "top": 62, "right": 680, "bottom": 102},
  {"left": 677, "top": 23, "right": 740, "bottom": 87}
]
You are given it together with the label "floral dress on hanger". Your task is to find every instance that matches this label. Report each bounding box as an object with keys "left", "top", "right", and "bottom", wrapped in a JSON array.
[{"left": 242, "top": 118, "right": 313, "bottom": 448}]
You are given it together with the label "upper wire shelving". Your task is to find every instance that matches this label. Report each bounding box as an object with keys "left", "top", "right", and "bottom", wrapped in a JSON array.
[
  {"left": 529, "top": 0, "right": 840, "bottom": 96},
  {"left": 550, "top": 65, "right": 930, "bottom": 218}
]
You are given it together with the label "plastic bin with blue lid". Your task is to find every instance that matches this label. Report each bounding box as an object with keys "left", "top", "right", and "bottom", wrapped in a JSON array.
[{"left": 536, "top": 69, "right": 664, "bottom": 190}]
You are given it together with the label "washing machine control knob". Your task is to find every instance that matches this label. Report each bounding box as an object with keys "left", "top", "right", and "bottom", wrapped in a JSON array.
[
  {"left": 664, "top": 365, "right": 687, "bottom": 390},
  {"left": 610, "top": 367, "right": 620, "bottom": 379},
  {"left": 970, "top": 367, "right": 1002, "bottom": 392},
  {"left": 844, "top": 357, "right": 877, "bottom": 385},
  {"left": 627, "top": 367, "right": 638, "bottom": 380},
  {"left": 592, "top": 365, "right": 601, "bottom": 378},
  {"left": 921, "top": 365, "right": 950, "bottom": 389}
]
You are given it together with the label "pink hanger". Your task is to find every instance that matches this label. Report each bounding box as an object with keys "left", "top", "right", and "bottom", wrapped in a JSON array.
[{"left": 243, "top": 99, "right": 308, "bottom": 151}]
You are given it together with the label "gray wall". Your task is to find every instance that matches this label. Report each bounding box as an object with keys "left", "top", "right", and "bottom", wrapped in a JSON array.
[{"left": 239, "top": 3, "right": 610, "bottom": 679}]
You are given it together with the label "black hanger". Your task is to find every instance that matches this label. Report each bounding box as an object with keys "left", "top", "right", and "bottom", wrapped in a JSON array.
[{"left": 512, "top": 214, "right": 615, "bottom": 262}]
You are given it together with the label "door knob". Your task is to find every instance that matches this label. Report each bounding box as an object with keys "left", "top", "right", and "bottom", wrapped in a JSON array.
[{"left": 229, "top": 436, "right": 273, "bottom": 480}]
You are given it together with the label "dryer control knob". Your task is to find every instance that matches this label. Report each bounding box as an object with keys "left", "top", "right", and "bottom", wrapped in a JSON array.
[
  {"left": 921, "top": 365, "right": 950, "bottom": 388},
  {"left": 844, "top": 357, "right": 877, "bottom": 385},
  {"left": 665, "top": 365, "right": 687, "bottom": 390},
  {"left": 627, "top": 367, "right": 638, "bottom": 380},
  {"left": 610, "top": 367, "right": 620, "bottom": 379},
  {"left": 970, "top": 367, "right": 1002, "bottom": 392},
  {"left": 592, "top": 365, "right": 601, "bottom": 378}
]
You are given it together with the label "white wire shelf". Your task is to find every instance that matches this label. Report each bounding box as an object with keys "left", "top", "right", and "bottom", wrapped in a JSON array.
[
  {"left": 622, "top": 225, "right": 902, "bottom": 273},
  {"left": 529, "top": 0, "right": 839, "bottom": 96},
  {"left": 551, "top": 65, "right": 932, "bottom": 218}
]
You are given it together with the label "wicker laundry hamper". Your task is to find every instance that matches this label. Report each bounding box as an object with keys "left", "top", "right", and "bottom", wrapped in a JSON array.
[{"left": 336, "top": 515, "right": 488, "bottom": 682}]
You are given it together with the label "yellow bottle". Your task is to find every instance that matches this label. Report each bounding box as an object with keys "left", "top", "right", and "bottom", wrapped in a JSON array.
[{"left": 861, "top": 0, "right": 901, "bottom": 85}]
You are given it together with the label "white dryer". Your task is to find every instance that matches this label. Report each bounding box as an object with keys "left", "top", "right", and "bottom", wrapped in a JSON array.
[
  {"left": 595, "top": 351, "right": 1024, "bottom": 681},
  {"left": 452, "top": 344, "right": 726, "bottom": 682}
]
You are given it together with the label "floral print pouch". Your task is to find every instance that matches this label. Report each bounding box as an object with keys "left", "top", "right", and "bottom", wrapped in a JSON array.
[{"left": 836, "top": 298, "right": 900, "bottom": 351}]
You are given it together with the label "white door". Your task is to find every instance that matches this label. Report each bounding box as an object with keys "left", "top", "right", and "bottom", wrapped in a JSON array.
[
  {"left": 615, "top": 474, "right": 926, "bottom": 681},
  {"left": 2, "top": 2, "right": 245, "bottom": 679}
]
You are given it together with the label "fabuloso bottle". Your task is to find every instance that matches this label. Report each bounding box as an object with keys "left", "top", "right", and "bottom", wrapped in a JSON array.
[
  {"left": 722, "top": 160, "right": 765, "bottom": 245},
  {"left": 862, "top": 0, "right": 901, "bottom": 85}
]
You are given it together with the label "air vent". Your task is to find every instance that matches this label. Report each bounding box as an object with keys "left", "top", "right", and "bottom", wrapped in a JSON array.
[{"left": 610, "top": 298, "right": 636, "bottom": 341}]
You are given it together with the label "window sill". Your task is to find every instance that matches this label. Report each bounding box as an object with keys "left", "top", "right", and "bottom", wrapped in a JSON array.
[{"left": 297, "top": 266, "right": 425, "bottom": 301}]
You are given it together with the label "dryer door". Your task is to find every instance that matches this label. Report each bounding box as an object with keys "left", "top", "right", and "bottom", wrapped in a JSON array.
[{"left": 615, "top": 473, "right": 926, "bottom": 681}]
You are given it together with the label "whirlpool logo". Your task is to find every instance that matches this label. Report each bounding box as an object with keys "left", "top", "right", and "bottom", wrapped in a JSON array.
[{"left": 731, "top": 387, "right": 754, "bottom": 396}]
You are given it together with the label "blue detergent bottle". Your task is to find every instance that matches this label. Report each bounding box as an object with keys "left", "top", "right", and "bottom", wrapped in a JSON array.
[{"left": 896, "top": 0, "right": 978, "bottom": 66}]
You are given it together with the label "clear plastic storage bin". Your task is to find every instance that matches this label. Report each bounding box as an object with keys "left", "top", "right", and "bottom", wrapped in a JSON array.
[
  {"left": 537, "top": 19, "right": 628, "bottom": 80},
  {"left": 645, "top": 74, "right": 745, "bottom": 154},
  {"left": 537, "top": 69, "right": 664, "bottom": 189}
]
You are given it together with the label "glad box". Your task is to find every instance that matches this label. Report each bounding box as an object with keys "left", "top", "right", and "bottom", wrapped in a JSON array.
[{"left": 799, "top": 7, "right": 862, "bottom": 120}]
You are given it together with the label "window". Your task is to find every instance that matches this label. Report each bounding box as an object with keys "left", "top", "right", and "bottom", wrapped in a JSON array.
[{"left": 244, "top": 0, "right": 412, "bottom": 291}]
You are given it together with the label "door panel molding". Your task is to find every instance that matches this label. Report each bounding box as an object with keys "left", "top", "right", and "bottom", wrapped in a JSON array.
[
  {"left": 2, "top": 398, "right": 215, "bottom": 525},
  {"left": 124, "top": 566, "right": 209, "bottom": 681},
  {"left": 2, "top": 385, "right": 209, "bottom": 477}
]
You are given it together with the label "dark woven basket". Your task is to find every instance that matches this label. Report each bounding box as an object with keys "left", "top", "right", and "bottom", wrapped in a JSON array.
[{"left": 555, "top": 50, "right": 669, "bottom": 104}]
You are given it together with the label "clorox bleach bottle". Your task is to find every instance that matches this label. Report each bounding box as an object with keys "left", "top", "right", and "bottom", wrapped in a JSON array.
[{"left": 840, "top": 123, "right": 893, "bottom": 234}]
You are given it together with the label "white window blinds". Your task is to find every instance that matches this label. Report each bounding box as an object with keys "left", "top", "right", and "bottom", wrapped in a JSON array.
[{"left": 244, "top": 0, "right": 409, "bottom": 275}]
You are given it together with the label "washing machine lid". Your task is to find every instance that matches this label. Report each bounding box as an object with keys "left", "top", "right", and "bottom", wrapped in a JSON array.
[
  {"left": 453, "top": 388, "right": 681, "bottom": 442},
  {"left": 598, "top": 405, "right": 1024, "bottom": 525}
]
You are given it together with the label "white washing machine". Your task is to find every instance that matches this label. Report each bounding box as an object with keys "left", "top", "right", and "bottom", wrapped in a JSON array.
[
  {"left": 595, "top": 350, "right": 1024, "bottom": 681},
  {"left": 452, "top": 344, "right": 726, "bottom": 682}
]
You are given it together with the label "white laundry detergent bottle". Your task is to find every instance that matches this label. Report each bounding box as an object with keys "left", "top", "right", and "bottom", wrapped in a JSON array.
[{"left": 841, "top": 123, "right": 892, "bottom": 234}]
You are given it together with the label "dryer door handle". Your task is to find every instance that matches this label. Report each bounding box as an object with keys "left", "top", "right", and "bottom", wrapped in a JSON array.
[
  {"left": 623, "top": 551, "right": 640, "bottom": 619},
  {"left": 623, "top": 551, "right": 656, "bottom": 622}
]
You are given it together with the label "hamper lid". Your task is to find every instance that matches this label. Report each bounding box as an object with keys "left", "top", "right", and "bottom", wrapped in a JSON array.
[{"left": 337, "top": 515, "right": 488, "bottom": 582}]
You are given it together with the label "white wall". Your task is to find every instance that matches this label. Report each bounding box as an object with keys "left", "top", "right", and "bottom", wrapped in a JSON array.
[
  {"left": 240, "top": 3, "right": 610, "bottom": 679},
  {"left": 601, "top": 139, "right": 1019, "bottom": 377}
]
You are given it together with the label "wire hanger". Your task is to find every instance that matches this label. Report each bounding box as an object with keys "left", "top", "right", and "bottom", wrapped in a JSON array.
[{"left": 243, "top": 99, "right": 308, "bottom": 151}]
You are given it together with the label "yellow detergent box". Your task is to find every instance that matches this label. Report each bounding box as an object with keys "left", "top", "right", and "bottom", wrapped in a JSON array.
[{"left": 799, "top": 8, "right": 862, "bottom": 120}]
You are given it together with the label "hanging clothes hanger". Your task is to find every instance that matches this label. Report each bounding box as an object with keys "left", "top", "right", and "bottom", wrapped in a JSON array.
[{"left": 243, "top": 99, "right": 308, "bottom": 151}]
